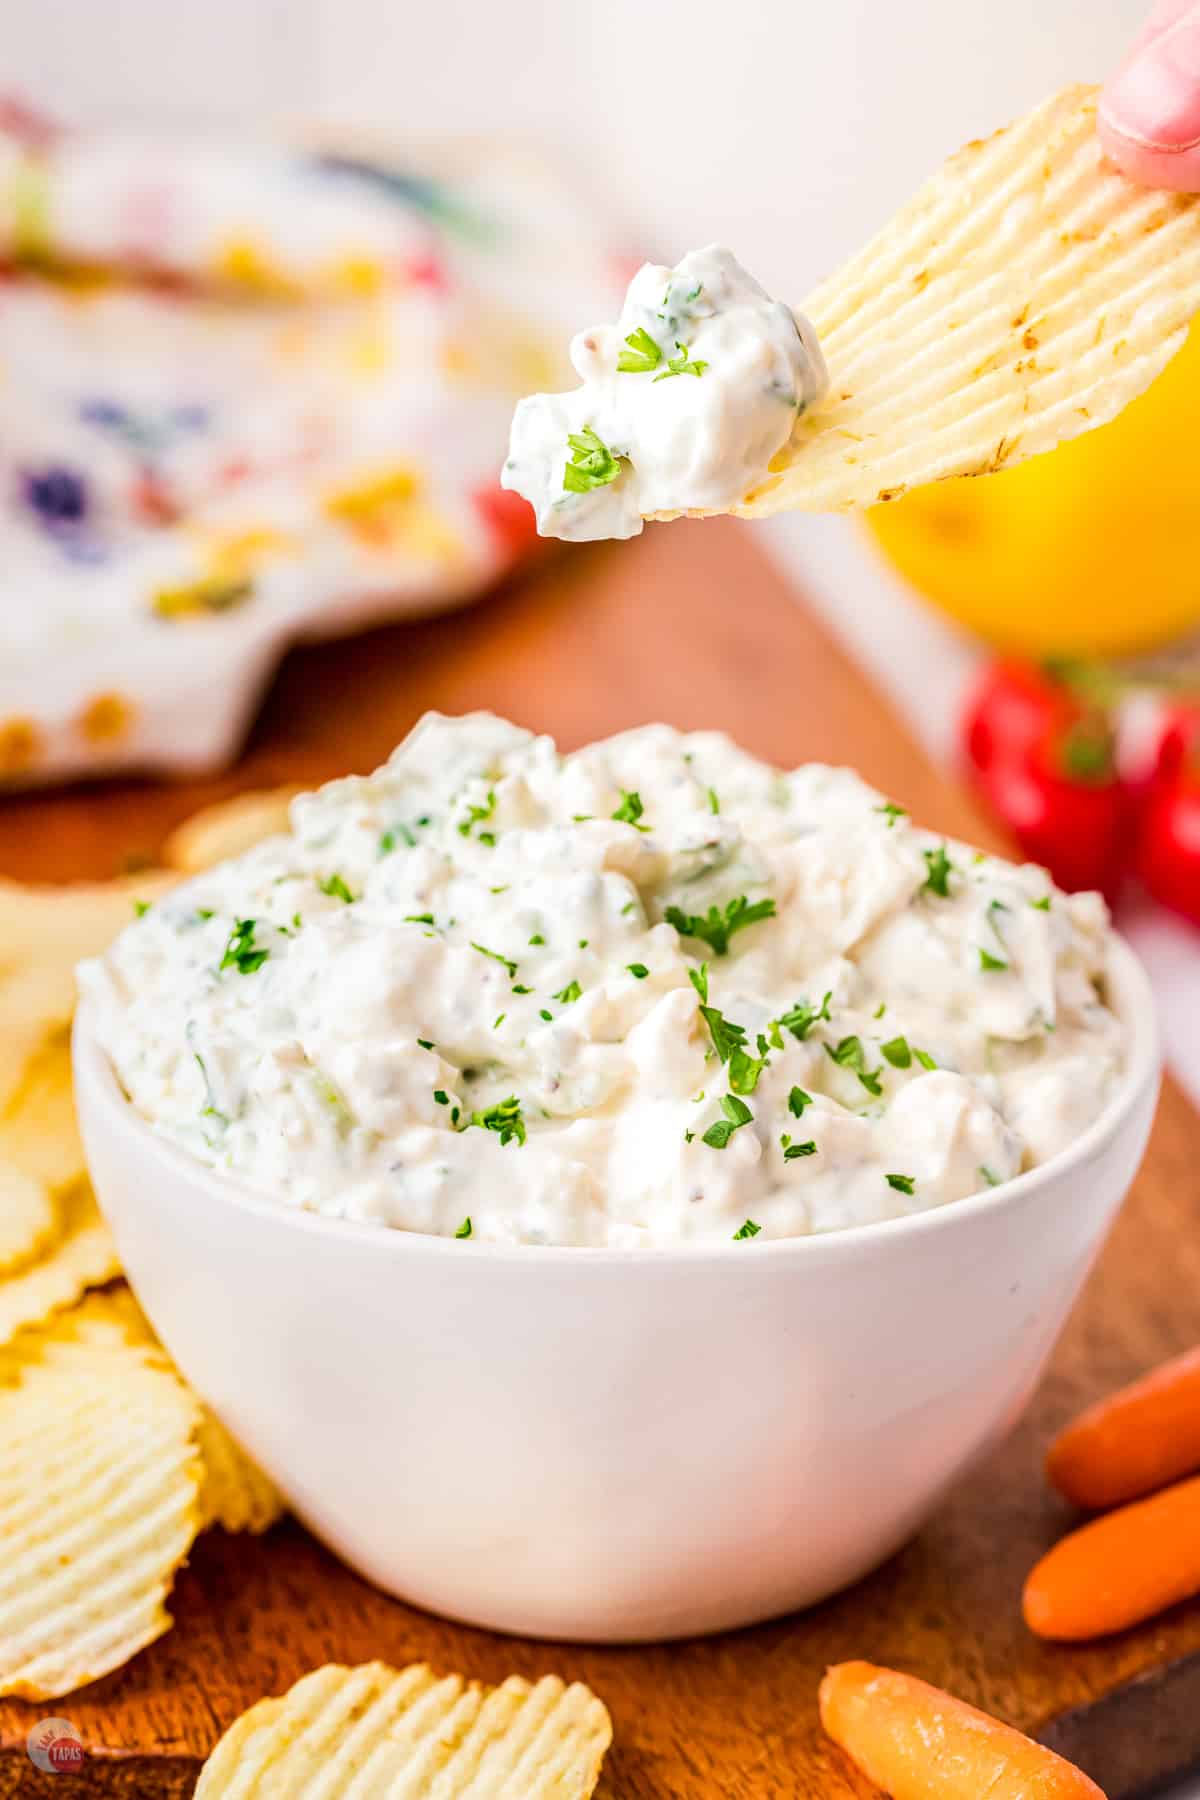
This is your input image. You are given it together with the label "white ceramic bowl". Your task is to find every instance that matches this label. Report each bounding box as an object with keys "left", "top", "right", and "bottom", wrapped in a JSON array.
[{"left": 73, "top": 935, "right": 1159, "bottom": 1644}]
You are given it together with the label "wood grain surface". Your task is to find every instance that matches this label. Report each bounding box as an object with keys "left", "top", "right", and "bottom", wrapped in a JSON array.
[{"left": 0, "top": 519, "right": 1197, "bottom": 1799}]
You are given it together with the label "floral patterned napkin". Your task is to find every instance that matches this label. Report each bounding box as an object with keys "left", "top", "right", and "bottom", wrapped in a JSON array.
[{"left": 0, "top": 105, "right": 625, "bottom": 784}]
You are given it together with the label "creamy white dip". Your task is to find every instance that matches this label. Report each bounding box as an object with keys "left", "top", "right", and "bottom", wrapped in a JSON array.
[
  {"left": 501, "top": 246, "right": 827, "bottom": 540},
  {"left": 81, "top": 713, "right": 1124, "bottom": 1248}
]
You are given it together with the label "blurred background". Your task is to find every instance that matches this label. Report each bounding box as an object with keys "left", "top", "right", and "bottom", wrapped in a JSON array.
[{"left": 4, "top": 0, "right": 1199, "bottom": 1091}]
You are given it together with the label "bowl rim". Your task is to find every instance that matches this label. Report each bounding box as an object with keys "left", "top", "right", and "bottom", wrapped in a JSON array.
[{"left": 73, "top": 929, "right": 1160, "bottom": 1270}]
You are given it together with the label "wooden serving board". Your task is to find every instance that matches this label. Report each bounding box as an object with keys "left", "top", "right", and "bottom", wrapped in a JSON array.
[{"left": 1, "top": 519, "right": 1198, "bottom": 1799}]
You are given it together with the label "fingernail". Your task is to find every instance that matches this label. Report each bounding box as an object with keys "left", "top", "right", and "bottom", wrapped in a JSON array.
[{"left": 1101, "top": 9, "right": 1200, "bottom": 151}]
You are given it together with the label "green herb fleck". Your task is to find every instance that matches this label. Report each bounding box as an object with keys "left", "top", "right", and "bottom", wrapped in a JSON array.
[
  {"left": 616, "top": 326, "right": 662, "bottom": 374},
  {"left": 922, "top": 845, "right": 955, "bottom": 898},
  {"left": 433, "top": 1089, "right": 449, "bottom": 1105},
  {"left": 457, "top": 788, "right": 497, "bottom": 840},
  {"left": 472, "top": 941, "right": 518, "bottom": 978},
  {"left": 405, "top": 912, "right": 435, "bottom": 926},
  {"left": 627, "top": 963, "right": 649, "bottom": 979},
  {"left": 219, "top": 918, "right": 270, "bottom": 976},
  {"left": 979, "top": 948, "right": 1008, "bottom": 972},
  {"left": 979, "top": 1165, "right": 1001, "bottom": 1187},
  {"left": 707, "top": 787, "right": 720, "bottom": 815},
  {"left": 788, "top": 1087, "right": 812, "bottom": 1118},
  {"left": 611, "top": 789, "right": 648, "bottom": 829},
  {"left": 703, "top": 1094, "right": 754, "bottom": 1149},
  {"left": 318, "top": 872, "right": 356, "bottom": 904},
  {"left": 417, "top": 1038, "right": 434, "bottom": 1050},
  {"left": 1031, "top": 896, "right": 1051, "bottom": 911},
  {"left": 914, "top": 1047, "right": 938, "bottom": 1070},
  {"left": 528, "top": 933, "right": 545, "bottom": 946},
  {"left": 774, "top": 991, "right": 832, "bottom": 1043},
  {"left": 880, "top": 1035, "right": 912, "bottom": 1069},
  {"left": 553, "top": 979, "right": 583, "bottom": 1004},
  {"left": 886, "top": 1173, "right": 916, "bottom": 1195},
  {"left": 783, "top": 1140, "right": 817, "bottom": 1161},
  {"left": 563, "top": 425, "right": 623, "bottom": 494},
  {"left": 455, "top": 1216, "right": 473, "bottom": 1238},
  {"left": 875, "top": 802, "right": 907, "bottom": 828},
  {"left": 665, "top": 894, "right": 776, "bottom": 957},
  {"left": 654, "top": 340, "right": 709, "bottom": 381},
  {"left": 467, "top": 1096, "right": 526, "bottom": 1147},
  {"left": 732, "top": 1218, "right": 761, "bottom": 1239},
  {"left": 825, "top": 1036, "right": 883, "bottom": 1096}
]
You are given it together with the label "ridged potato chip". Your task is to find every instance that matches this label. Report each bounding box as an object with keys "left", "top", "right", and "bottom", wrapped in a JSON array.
[
  {"left": 196, "top": 1408, "right": 285, "bottom": 1536},
  {"left": 195, "top": 1661, "right": 612, "bottom": 1798},
  {"left": 656, "top": 86, "right": 1200, "bottom": 518},
  {"left": 0, "top": 1163, "right": 57, "bottom": 1275},
  {"left": 0, "top": 1343, "right": 202, "bottom": 1698},
  {"left": 164, "top": 788, "right": 300, "bottom": 874},
  {"left": 0, "top": 1182, "right": 119, "bottom": 1348},
  {"left": 0, "top": 1281, "right": 284, "bottom": 1532},
  {"left": 0, "top": 871, "right": 175, "bottom": 968},
  {"left": 0, "top": 1026, "right": 85, "bottom": 1193}
]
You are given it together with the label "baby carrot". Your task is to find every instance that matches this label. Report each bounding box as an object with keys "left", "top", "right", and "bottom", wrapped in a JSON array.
[
  {"left": 1047, "top": 1346, "right": 1200, "bottom": 1510},
  {"left": 1025, "top": 1471, "right": 1200, "bottom": 1640},
  {"left": 819, "top": 1661, "right": 1105, "bottom": 1799}
]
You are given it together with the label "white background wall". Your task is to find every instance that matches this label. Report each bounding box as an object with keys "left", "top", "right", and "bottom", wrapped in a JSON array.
[{"left": 5, "top": 0, "right": 1145, "bottom": 296}]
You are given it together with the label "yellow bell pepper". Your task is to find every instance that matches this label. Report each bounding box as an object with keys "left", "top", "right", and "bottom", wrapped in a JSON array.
[{"left": 866, "top": 320, "right": 1200, "bottom": 658}]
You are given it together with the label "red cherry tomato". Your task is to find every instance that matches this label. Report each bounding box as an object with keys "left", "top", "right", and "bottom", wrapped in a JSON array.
[
  {"left": 959, "top": 660, "right": 1074, "bottom": 776},
  {"left": 981, "top": 716, "right": 1126, "bottom": 900},
  {"left": 1137, "top": 766, "right": 1200, "bottom": 927},
  {"left": 1149, "top": 702, "right": 1200, "bottom": 786},
  {"left": 471, "top": 481, "right": 540, "bottom": 563}
]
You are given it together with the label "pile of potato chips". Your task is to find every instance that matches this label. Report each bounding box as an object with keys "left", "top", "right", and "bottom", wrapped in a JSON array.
[
  {"left": 0, "top": 788, "right": 613, "bottom": 1797},
  {"left": 0, "top": 798, "right": 301, "bottom": 1703}
]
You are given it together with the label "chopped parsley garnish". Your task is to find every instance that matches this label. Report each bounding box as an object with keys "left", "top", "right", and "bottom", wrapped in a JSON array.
[
  {"left": 455, "top": 1217, "right": 473, "bottom": 1238},
  {"left": 219, "top": 918, "right": 270, "bottom": 976},
  {"left": 417, "top": 1038, "right": 434, "bottom": 1050},
  {"left": 707, "top": 787, "right": 720, "bottom": 815},
  {"left": 979, "top": 1165, "right": 1001, "bottom": 1187},
  {"left": 379, "top": 822, "right": 417, "bottom": 855},
  {"left": 875, "top": 802, "right": 907, "bottom": 828},
  {"left": 512, "top": 983, "right": 533, "bottom": 995},
  {"left": 665, "top": 894, "right": 776, "bottom": 957},
  {"left": 193, "top": 1051, "right": 228, "bottom": 1132},
  {"left": 732, "top": 1218, "right": 761, "bottom": 1239},
  {"left": 703, "top": 1094, "right": 753, "bottom": 1149},
  {"left": 471, "top": 941, "right": 518, "bottom": 978},
  {"left": 553, "top": 979, "right": 583, "bottom": 1004},
  {"left": 318, "top": 872, "right": 356, "bottom": 904},
  {"left": 539, "top": 1008, "right": 553, "bottom": 1021},
  {"left": 922, "top": 845, "right": 955, "bottom": 898},
  {"left": 433, "top": 1089, "right": 449, "bottom": 1105},
  {"left": 979, "top": 947, "right": 1008, "bottom": 972},
  {"left": 654, "top": 340, "right": 708, "bottom": 381},
  {"left": 914, "top": 1047, "right": 938, "bottom": 1070},
  {"left": 457, "top": 788, "right": 496, "bottom": 841},
  {"left": 774, "top": 991, "right": 832, "bottom": 1042},
  {"left": 783, "top": 1140, "right": 817, "bottom": 1161},
  {"left": 405, "top": 912, "right": 435, "bottom": 926},
  {"left": 873, "top": 1002, "right": 886, "bottom": 1019},
  {"left": 493, "top": 1013, "right": 505, "bottom": 1029},
  {"left": 825, "top": 1035, "right": 883, "bottom": 1096},
  {"left": 133, "top": 899, "right": 151, "bottom": 918},
  {"left": 788, "top": 1087, "right": 812, "bottom": 1117},
  {"left": 880, "top": 1035, "right": 912, "bottom": 1069},
  {"left": 627, "top": 963, "right": 649, "bottom": 979},
  {"left": 729, "top": 1037, "right": 771, "bottom": 1097},
  {"left": 886, "top": 1173, "right": 916, "bottom": 1194},
  {"left": 611, "top": 789, "right": 647, "bottom": 828},
  {"left": 578, "top": 938, "right": 589, "bottom": 948},
  {"left": 563, "top": 426, "right": 622, "bottom": 494},
  {"left": 467, "top": 1096, "right": 526, "bottom": 1147},
  {"left": 1031, "top": 896, "right": 1051, "bottom": 911},
  {"left": 528, "top": 933, "right": 545, "bottom": 946},
  {"left": 616, "top": 326, "right": 662, "bottom": 374}
]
